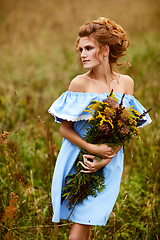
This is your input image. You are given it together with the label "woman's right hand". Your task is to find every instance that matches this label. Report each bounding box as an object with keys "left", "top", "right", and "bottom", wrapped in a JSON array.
[{"left": 87, "top": 143, "right": 114, "bottom": 159}]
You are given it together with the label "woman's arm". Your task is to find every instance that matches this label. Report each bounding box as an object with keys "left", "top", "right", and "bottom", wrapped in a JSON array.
[
  {"left": 60, "top": 120, "right": 114, "bottom": 159},
  {"left": 124, "top": 75, "right": 134, "bottom": 95},
  {"left": 79, "top": 145, "right": 122, "bottom": 173}
]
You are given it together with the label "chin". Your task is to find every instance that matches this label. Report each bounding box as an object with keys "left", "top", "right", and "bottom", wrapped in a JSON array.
[
  {"left": 83, "top": 63, "right": 101, "bottom": 70},
  {"left": 83, "top": 66, "right": 91, "bottom": 70}
]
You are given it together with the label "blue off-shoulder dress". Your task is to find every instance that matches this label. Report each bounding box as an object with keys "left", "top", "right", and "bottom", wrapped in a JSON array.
[{"left": 48, "top": 91, "right": 151, "bottom": 226}]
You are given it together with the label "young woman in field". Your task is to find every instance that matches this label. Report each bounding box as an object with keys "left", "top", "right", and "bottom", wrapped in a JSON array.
[{"left": 48, "top": 17, "right": 151, "bottom": 240}]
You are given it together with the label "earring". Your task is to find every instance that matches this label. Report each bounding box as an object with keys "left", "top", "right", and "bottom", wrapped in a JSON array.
[{"left": 104, "top": 56, "right": 106, "bottom": 60}]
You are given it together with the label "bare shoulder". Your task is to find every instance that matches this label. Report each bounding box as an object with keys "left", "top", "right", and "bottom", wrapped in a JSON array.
[
  {"left": 119, "top": 74, "right": 134, "bottom": 95},
  {"left": 68, "top": 74, "right": 88, "bottom": 92}
]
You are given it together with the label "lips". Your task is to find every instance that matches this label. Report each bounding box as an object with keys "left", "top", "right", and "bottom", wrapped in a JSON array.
[{"left": 82, "top": 60, "right": 90, "bottom": 64}]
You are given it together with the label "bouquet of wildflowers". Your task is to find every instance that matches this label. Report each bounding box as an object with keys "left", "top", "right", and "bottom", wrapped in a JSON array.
[{"left": 61, "top": 90, "right": 151, "bottom": 218}]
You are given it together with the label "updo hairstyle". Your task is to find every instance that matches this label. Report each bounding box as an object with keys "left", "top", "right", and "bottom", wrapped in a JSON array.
[{"left": 76, "top": 17, "right": 130, "bottom": 71}]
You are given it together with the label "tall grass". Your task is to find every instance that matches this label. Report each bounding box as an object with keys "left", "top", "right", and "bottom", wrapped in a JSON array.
[{"left": 0, "top": 0, "right": 160, "bottom": 239}]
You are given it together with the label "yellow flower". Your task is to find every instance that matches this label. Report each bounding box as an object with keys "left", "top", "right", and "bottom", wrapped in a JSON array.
[
  {"left": 84, "top": 109, "right": 93, "bottom": 114},
  {"left": 132, "top": 109, "right": 141, "bottom": 116},
  {"left": 96, "top": 111, "right": 114, "bottom": 128},
  {"left": 133, "top": 127, "right": 140, "bottom": 136},
  {"left": 84, "top": 102, "right": 102, "bottom": 114},
  {"left": 129, "top": 118, "right": 137, "bottom": 126},
  {"left": 117, "top": 120, "right": 123, "bottom": 127},
  {"left": 88, "top": 116, "right": 95, "bottom": 122}
]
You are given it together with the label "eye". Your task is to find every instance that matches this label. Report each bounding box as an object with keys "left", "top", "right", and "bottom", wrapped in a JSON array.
[
  {"left": 79, "top": 47, "right": 83, "bottom": 53},
  {"left": 86, "top": 46, "right": 94, "bottom": 51}
]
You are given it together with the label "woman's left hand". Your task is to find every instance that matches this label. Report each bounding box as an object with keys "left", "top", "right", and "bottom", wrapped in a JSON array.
[{"left": 79, "top": 145, "right": 121, "bottom": 173}]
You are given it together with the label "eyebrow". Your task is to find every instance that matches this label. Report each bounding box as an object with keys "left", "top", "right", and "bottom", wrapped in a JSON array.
[{"left": 79, "top": 45, "right": 95, "bottom": 49}]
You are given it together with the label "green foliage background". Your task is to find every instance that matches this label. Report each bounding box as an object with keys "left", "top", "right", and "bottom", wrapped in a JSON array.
[{"left": 0, "top": 0, "right": 160, "bottom": 239}]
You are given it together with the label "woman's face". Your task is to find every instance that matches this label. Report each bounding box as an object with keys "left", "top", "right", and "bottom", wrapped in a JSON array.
[{"left": 78, "top": 37, "right": 102, "bottom": 69}]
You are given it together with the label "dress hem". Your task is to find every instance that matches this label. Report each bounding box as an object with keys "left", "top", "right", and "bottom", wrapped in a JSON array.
[{"left": 52, "top": 217, "right": 106, "bottom": 226}]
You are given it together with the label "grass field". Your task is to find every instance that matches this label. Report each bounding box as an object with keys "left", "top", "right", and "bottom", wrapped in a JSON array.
[{"left": 0, "top": 0, "right": 160, "bottom": 239}]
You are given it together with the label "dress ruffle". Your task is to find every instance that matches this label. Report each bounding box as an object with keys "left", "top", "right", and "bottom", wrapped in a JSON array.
[{"left": 48, "top": 91, "right": 152, "bottom": 127}]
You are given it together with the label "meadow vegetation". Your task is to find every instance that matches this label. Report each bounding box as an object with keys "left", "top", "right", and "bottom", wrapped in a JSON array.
[{"left": 0, "top": 0, "right": 160, "bottom": 239}]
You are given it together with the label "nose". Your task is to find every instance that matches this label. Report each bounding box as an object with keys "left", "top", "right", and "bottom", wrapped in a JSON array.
[{"left": 81, "top": 49, "right": 87, "bottom": 58}]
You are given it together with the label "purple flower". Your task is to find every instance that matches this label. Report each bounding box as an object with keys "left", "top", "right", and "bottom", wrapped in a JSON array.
[
  {"left": 103, "top": 97, "right": 117, "bottom": 108},
  {"left": 120, "top": 114, "right": 128, "bottom": 122},
  {"left": 104, "top": 108, "right": 113, "bottom": 118},
  {"left": 120, "top": 109, "right": 129, "bottom": 122},
  {"left": 120, "top": 126, "right": 130, "bottom": 135}
]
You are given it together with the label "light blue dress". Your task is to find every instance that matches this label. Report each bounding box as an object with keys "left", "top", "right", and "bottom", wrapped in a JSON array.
[{"left": 48, "top": 91, "right": 151, "bottom": 226}]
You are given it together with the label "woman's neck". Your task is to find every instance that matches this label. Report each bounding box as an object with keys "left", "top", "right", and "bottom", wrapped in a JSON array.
[{"left": 89, "top": 64, "right": 114, "bottom": 84}]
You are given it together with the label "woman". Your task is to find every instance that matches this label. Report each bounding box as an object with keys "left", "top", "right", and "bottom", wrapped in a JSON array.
[{"left": 48, "top": 17, "right": 151, "bottom": 240}]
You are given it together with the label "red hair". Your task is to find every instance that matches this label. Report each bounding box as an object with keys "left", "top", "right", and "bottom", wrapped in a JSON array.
[{"left": 76, "top": 17, "right": 130, "bottom": 70}]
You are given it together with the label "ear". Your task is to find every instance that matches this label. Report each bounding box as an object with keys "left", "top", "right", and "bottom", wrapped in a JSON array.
[{"left": 103, "top": 45, "right": 109, "bottom": 57}]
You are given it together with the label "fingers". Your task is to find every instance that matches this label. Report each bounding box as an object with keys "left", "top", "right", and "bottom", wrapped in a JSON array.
[
  {"left": 81, "top": 155, "right": 94, "bottom": 169},
  {"left": 83, "top": 155, "right": 94, "bottom": 167},
  {"left": 80, "top": 170, "right": 93, "bottom": 173},
  {"left": 79, "top": 161, "right": 91, "bottom": 170},
  {"left": 101, "top": 144, "right": 113, "bottom": 153},
  {"left": 79, "top": 161, "right": 95, "bottom": 173},
  {"left": 83, "top": 154, "right": 95, "bottom": 159},
  {"left": 79, "top": 155, "right": 95, "bottom": 173},
  {"left": 79, "top": 152, "right": 117, "bottom": 174},
  {"left": 83, "top": 153, "right": 116, "bottom": 161},
  {"left": 106, "top": 154, "right": 116, "bottom": 159},
  {"left": 106, "top": 147, "right": 113, "bottom": 152}
]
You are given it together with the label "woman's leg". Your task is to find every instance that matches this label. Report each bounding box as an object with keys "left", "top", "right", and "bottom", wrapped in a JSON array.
[{"left": 69, "top": 223, "right": 91, "bottom": 240}]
